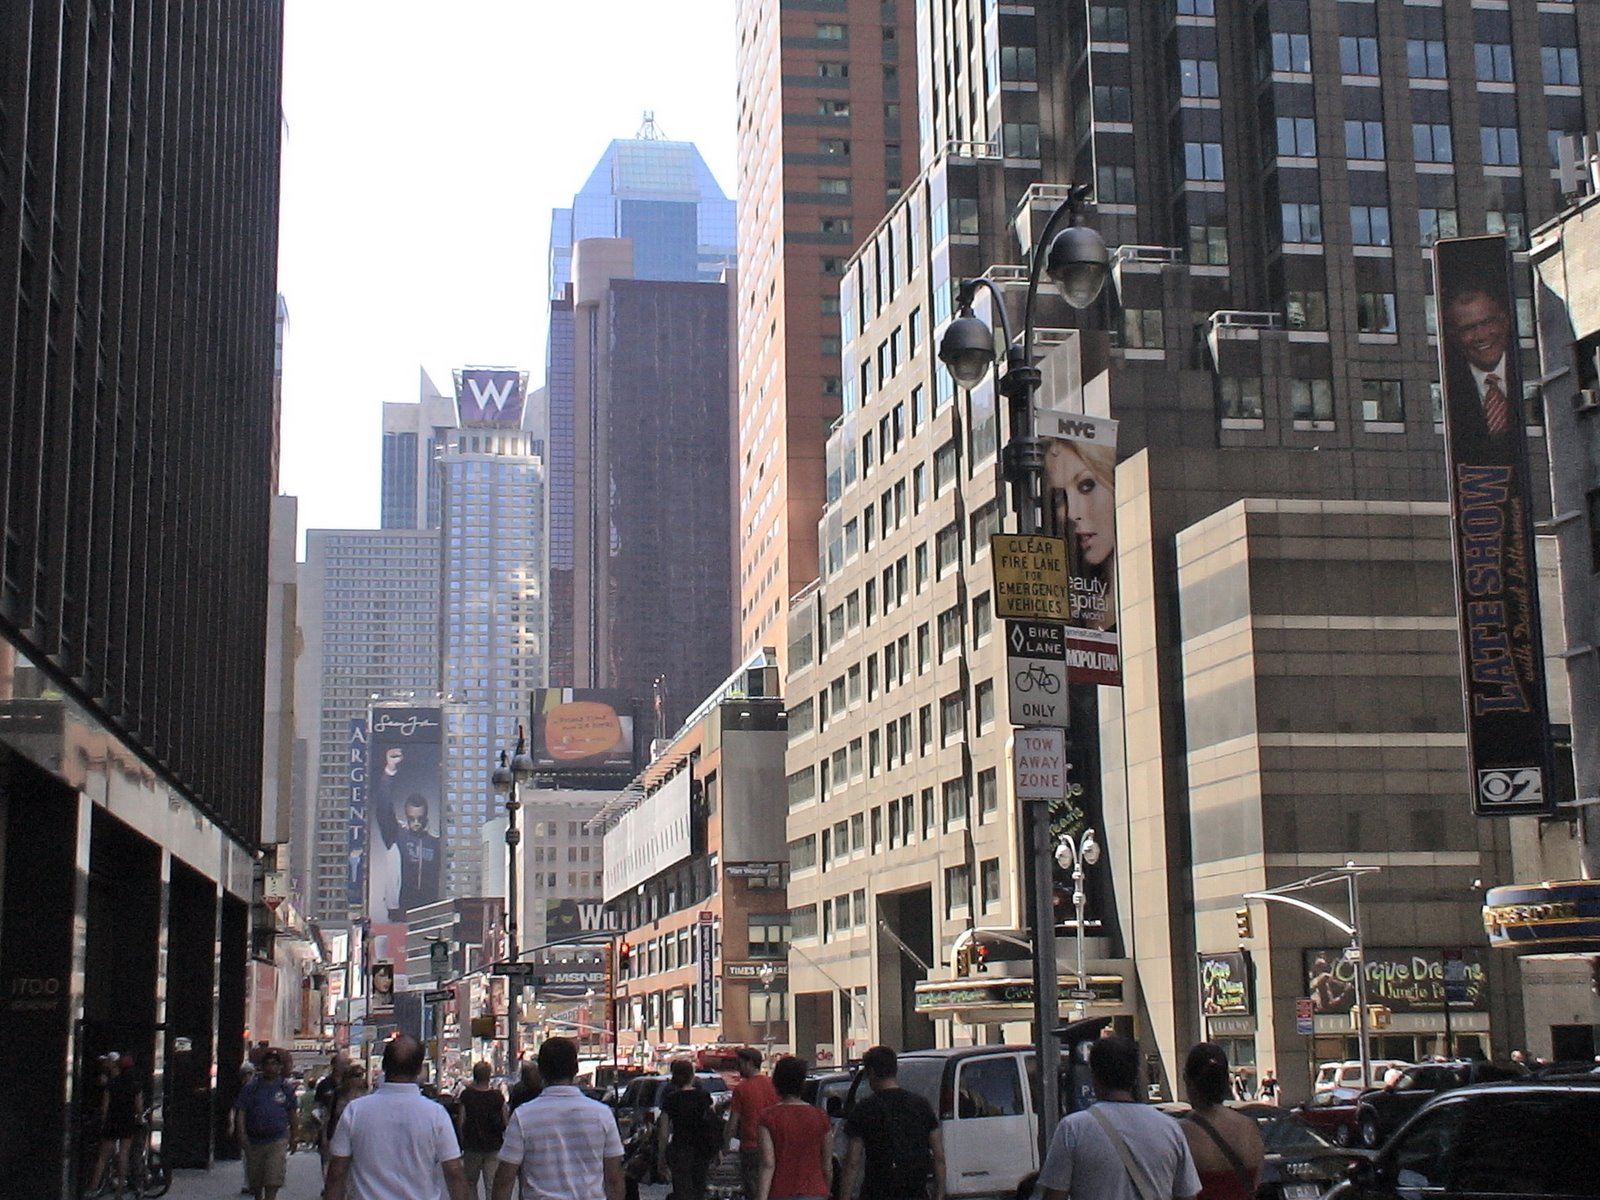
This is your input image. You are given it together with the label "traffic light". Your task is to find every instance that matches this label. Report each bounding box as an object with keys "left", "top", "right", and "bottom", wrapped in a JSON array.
[
  {"left": 974, "top": 944, "right": 991, "bottom": 973},
  {"left": 1234, "top": 907, "right": 1253, "bottom": 941},
  {"left": 954, "top": 945, "right": 972, "bottom": 977},
  {"left": 617, "top": 940, "right": 632, "bottom": 972}
]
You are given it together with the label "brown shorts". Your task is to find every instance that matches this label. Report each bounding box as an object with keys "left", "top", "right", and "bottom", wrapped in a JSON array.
[{"left": 243, "top": 1137, "right": 288, "bottom": 1189}]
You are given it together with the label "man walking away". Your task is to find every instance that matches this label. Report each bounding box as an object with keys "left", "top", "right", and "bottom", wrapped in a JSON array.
[
  {"left": 842, "top": 1045, "right": 945, "bottom": 1200},
  {"left": 656, "top": 1057, "right": 718, "bottom": 1200},
  {"left": 323, "top": 1035, "right": 469, "bottom": 1200},
  {"left": 507, "top": 1060, "right": 543, "bottom": 1111},
  {"left": 493, "top": 1036, "right": 624, "bottom": 1200},
  {"left": 231, "top": 1049, "right": 299, "bottom": 1200},
  {"left": 1038, "top": 1036, "right": 1200, "bottom": 1200},
  {"left": 456, "top": 1061, "right": 508, "bottom": 1199},
  {"left": 727, "top": 1046, "right": 780, "bottom": 1200}
]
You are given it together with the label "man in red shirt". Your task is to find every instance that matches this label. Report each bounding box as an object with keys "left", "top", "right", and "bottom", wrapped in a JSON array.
[{"left": 726, "top": 1048, "right": 780, "bottom": 1200}]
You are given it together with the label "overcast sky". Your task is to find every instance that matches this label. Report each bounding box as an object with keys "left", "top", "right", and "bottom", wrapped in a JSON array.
[{"left": 276, "top": 1, "right": 737, "bottom": 540}]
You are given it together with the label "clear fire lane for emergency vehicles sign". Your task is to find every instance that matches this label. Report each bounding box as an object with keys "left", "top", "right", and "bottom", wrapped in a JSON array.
[{"left": 990, "top": 534, "right": 1070, "bottom": 621}]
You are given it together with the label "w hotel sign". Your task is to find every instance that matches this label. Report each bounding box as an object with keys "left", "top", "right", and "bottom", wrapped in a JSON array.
[{"left": 455, "top": 367, "right": 527, "bottom": 428}]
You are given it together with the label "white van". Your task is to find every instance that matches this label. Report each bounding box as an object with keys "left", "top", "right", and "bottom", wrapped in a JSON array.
[
  {"left": 1314, "top": 1059, "right": 1411, "bottom": 1093},
  {"left": 841, "top": 1045, "right": 1081, "bottom": 1200}
]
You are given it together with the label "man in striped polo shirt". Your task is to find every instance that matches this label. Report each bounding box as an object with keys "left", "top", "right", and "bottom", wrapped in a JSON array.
[{"left": 492, "top": 1037, "right": 624, "bottom": 1200}]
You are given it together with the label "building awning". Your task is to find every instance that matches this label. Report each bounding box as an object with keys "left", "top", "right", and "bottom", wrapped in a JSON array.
[{"left": 913, "top": 974, "right": 1125, "bottom": 1024}]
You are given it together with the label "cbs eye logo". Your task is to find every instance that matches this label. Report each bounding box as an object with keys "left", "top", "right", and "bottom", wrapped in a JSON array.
[{"left": 1477, "top": 768, "right": 1542, "bottom": 806}]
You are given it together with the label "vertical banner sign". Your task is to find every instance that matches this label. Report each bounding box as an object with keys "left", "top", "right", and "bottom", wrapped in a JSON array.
[
  {"left": 1036, "top": 409, "right": 1121, "bottom": 687},
  {"left": 1433, "top": 236, "right": 1555, "bottom": 816},
  {"left": 367, "top": 707, "right": 447, "bottom": 922},
  {"left": 347, "top": 719, "right": 369, "bottom": 911},
  {"left": 696, "top": 918, "right": 717, "bottom": 1027}
]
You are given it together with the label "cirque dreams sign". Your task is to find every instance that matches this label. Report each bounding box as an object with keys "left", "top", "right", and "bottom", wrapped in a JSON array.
[
  {"left": 1304, "top": 948, "right": 1487, "bottom": 1014},
  {"left": 1432, "top": 236, "right": 1554, "bottom": 817},
  {"left": 1199, "top": 951, "right": 1252, "bottom": 1016}
]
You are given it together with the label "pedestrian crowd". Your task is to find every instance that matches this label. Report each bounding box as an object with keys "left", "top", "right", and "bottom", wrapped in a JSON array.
[{"left": 175, "top": 1028, "right": 1276, "bottom": 1200}]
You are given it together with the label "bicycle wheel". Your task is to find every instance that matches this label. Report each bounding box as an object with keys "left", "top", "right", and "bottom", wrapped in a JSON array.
[{"left": 141, "top": 1150, "right": 170, "bottom": 1198}]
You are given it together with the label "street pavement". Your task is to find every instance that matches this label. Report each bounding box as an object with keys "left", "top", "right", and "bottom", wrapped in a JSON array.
[{"left": 163, "top": 1148, "right": 675, "bottom": 1199}]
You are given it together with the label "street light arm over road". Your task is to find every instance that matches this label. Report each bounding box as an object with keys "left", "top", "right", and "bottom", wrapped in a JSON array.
[{"left": 1241, "top": 891, "right": 1356, "bottom": 938}]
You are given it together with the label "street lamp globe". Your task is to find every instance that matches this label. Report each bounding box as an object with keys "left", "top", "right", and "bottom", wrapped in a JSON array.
[
  {"left": 510, "top": 743, "right": 536, "bottom": 784},
  {"left": 491, "top": 750, "right": 513, "bottom": 796},
  {"left": 938, "top": 313, "right": 998, "bottom": 388},
  {"left": 1045, "top": 224, "right": 1110, "bottom": 309},
  {"left": 1081, "top": 830, "right": 1101, "bottom": 867}
]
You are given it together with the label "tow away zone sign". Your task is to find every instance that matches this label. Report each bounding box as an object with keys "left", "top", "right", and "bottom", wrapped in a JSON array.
[
  {"left": 991, "top": 535, "right": 1070, "bottom": 621},
  {"left": 1014, "top": 727, "right": 1067, "bottom": 800}
]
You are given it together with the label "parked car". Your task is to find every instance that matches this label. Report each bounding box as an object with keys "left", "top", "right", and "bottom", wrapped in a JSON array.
[
  {"left": 1232, "top": 1102, "right": 1374, "bottom": 1200},
  {"left": 801, "top": 1070, "right": 856, "bottom": 1198},
  {"left": 1354, "top": 1061, "right": 1523, "bottom": 1148},
  {"left": 1293, "top": 1087, "right": 1365, "bottom": 1146},
  {"left": 1314, "top": 1060, "right": 1411, "bottom": 1094},
  {"left": 611, "top": 1073, "right": 665, "bottom": 1142},
  {"left": 1329, "top": 1078, "right": 1600, "bottom": 1199}
]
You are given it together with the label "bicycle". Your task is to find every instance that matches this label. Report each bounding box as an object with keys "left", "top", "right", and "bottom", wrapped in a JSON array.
[
  {"left": 1013, "top": 662, "right": 1061, "bottom": 694},
  {"left": 122, "top": 1107, "right": 170, "bottom": 1198}
]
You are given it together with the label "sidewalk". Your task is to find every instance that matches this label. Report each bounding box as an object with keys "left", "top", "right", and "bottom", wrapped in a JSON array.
[{"left": 166, "top": 1149, "right": 322, "bottom": 1200}]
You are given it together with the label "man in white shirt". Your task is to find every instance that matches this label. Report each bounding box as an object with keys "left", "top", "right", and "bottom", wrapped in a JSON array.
[
  {"left": 1038, "top": 1036, "right": 1200, "bottom": 1200},
  {"left": 493, "top": 1037, "right": 624, "bottom": 1200},
  {"left": 324, "top": 1035, "right": 469, "bottom": 1200}
]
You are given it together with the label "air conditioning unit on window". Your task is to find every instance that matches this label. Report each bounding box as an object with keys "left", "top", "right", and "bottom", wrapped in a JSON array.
[{"left": 1573, "top": 388, "right": 1600, "bottom": 413}]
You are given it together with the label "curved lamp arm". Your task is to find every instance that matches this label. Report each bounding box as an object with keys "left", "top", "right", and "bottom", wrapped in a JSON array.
[
  {"left": 954, "top": 275, "right": 1020, "bottom": 355},
  {"left": 1242, "top": 891, "right": 1356, "bottom": 939},
  {"left": 1021, "top": 184, "right": 1094, "bottom": 363}
]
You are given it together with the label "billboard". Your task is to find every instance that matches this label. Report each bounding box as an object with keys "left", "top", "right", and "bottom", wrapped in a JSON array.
[
  {"left": 603, "top": 768, "right": 693, "bottom": 901},
  {"left": 544, "top": 898, "right": 617, "bottom": 938},
  {"left": 1304, "top": 948, "right": 1487, "bottom": 1014},
  {"left": 1433, "top": 236, "right": 1554, "bottom": 816},
  {"left": 531, "top": 689, "right": 637, "bottom": 772},
  {"left": 347, "top": 718, "right": 368, "bottom": 911},
  {"left": 454, "top": 367, "right": 527, "bottom": 428},
  {"left": 1037, "top": 409, "right": 1120, "bottom": 687},
  {"left": 367, "top": 706, "right": 445, "bottom": 923},
  {"left": 1199, "top": 951, "right": 1252, "bottom": 1016}
]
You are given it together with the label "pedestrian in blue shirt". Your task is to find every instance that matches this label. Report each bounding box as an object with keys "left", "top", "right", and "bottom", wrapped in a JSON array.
[{"left": 229, "top": 1049, "right": 299, "bottom": 1200}]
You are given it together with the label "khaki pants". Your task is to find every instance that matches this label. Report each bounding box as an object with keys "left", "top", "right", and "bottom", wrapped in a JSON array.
[
  {"left": 462, "top": 1149, "right": 499, "bottom": 1198},
  {"left": 243, "top": 1137, "right": 288, "bottom": 1190}
]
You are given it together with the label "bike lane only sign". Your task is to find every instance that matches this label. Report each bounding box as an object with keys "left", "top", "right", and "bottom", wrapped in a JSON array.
[{"left": 1007, "top": 620, "right": 1069, "bottom": 728}]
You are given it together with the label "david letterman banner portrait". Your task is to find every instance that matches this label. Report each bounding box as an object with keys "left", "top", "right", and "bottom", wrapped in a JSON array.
[{"left": 1433, "top": 235, "right": 1554, "bottom": 816}]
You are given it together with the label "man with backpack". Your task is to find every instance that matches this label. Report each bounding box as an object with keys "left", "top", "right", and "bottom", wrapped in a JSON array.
[
  {"left": 654, "top": 1058, "right": 721, "bottom": 1200},
  {"left": 842, "top": 1045, "right": 945, "bottom": 1200}
]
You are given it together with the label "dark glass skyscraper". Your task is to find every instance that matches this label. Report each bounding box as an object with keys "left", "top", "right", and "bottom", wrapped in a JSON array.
[{"left": 0, "top": 4, "right": 285, "bottom": 1187}]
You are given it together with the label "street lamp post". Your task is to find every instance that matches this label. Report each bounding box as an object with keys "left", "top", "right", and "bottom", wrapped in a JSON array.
[
  {"left": 939, "top": 182, "right": 1109, "bottom": 1164},
  {"left": 758, "top": 962, "right": 776, "bottom": 1056},
  {"left": 491, "top": 726, "right": 536, "bottom": 1069},
  {"left": 1243, "top": 863, "right": 1381, "bottom": 1089},
  {"left": 1054, "top": 830, "right": 1101, "bottom": 1017}
]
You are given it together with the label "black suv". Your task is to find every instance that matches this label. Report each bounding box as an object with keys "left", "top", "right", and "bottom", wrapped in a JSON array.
[
  {"left": 1355, "top": 1061, "right": 1522, "bottom": 1148},
  {"left": 1330, "top": 1079, "right": 1600, "bottom": 1198}
]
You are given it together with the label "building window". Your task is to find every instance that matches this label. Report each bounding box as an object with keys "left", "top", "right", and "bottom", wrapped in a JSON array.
[
  {"left": 749, "top": 917, "right": 791, "bottom": 958},
  {"left": 1219, "top": 377, "right": 1263, "bottom": 420},
  {"left": 943, "top": 863, "right": 973, "bottom": 919},
  {"left": 816, "top": 22, "right": 845, "bottom": 39},
  {"left": 975, "top": 680, "right": 996, "bottom": 733},
  {"left": 818, "top": 61, "right": 849, "bottom": 79},
  {"left": 1339, "top": 36, "right": 1378, "bottom": 76},
  {"left": 981, "top": 859, "right": 1002, "bottom": 914},
  {"left": 1291, "top": 379, "right": 1334, "bottom": 422},
  {"left": 1271, "top": 32, "right": 1311, "bottom": 73},
  {"left": 1419, "top": 208, "right": 1458, "bottom": 246},
  {"left": 1089, "top": 4, "right": 1128, "bottom": 41},
  {"left": 1184, "top": 142, "right": 1224, "bottom": 181},
  {"left": 972, "top": 593, "right": 992, "bottom": 645},
  {"left": 1358, "top": 292, "right": 1397, "bottom": 334},
  {"left": 1097, "top": 163, "right": 1136, "bottom": 204},
  {"left": 939, "top": 691, "right": 965, "bottom": 745},
  {"left": 819, "top": 139, "right": 850, "bottom": 158},
  {"left": 1486, "top": 210, "right": 1527, "bottom": 252},
  {"left": 1412, "top": 123, "right": 1453, "bottom": 163},
  {"left": 1276, "top": 116, "right": 1316, "bottom": 158},
  {"left": 1001, "top": 44, "right": 1037, "bottom": 80},
  {"left": 1474, "top": 42, "right": 1513, "bottom": 83},
  {"left": 1407, "top": 39, "right": 1446, "bottom": 79},
  {"left": 1285, "top": 291, "right": 1328, "bottom": 331},
  {"left": 1480, "top": 127, "right": 1520, "bottom": 166},
  {"left": 1362, "top": 380, "right": 1405, "bottom": 423},
  {"left": 1344, "top": 120, "right": 1384, "bottom": 161},
  {"left": 748, "top": 988, "right": 787, "bottom": 1024},
  {"left": 1002, "top": 123, "right": 1041, "bottom": 159},
  {"left": 1543, "top": 46, "right": 1580, "bottom": 87},
  {"left": 1180, "top": 59, "right": 1220, "bottom": 97},
  {"left": 936, "top": 522, "right": 961, "bottom": 576},
  {"left": 1122, "top": 309, "right": 1164, "bottom": 349},
  {"left": 978, "top": 768, "right": 999, "bottom": 820},
  {"left": 937, "top": 606, "right": 962, "bottom": 660},
  {"left": 1093, "top": 83, "right": 1133, "bottom": 121},
  {"left": 1281, "top": 202, "right": 1322, "bottom": 244},
  {"left": 1350, "top": 205, "right": 1391, "bottom": 247},
  {"left": 942, "top": 779, "right": 968, "bottom": 827}
]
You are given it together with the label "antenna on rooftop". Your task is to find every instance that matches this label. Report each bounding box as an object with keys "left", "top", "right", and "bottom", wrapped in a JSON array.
[{"left": 637, "top": 110, "right": 667, "bottom": 141}]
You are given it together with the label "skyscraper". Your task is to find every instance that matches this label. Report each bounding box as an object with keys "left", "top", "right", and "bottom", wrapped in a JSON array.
[
  {"left": 732, "top": 0, "right": 921, "bottom": 666},
  {"left": 381, "top": 369, "right": 456, "bottom": 531},
  {"left": 0, "top": 3, "right": 284, "bottom": 1182},
  {"left": 438, "top": 367, "right": 547, "bottom": 896},
  {"left": 544, "top": 134, "right": 737, "bottom": 717},
  {"left": 782, "top": 0, "right": 1597, "bottom": 1088},
  {"left": 298, "top": 530, "right": 442, "bottom": 920}
]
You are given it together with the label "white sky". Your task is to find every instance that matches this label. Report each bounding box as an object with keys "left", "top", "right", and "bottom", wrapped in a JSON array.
[{"left": 276, "top": 1, "right": 737, "bottom": 539}]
